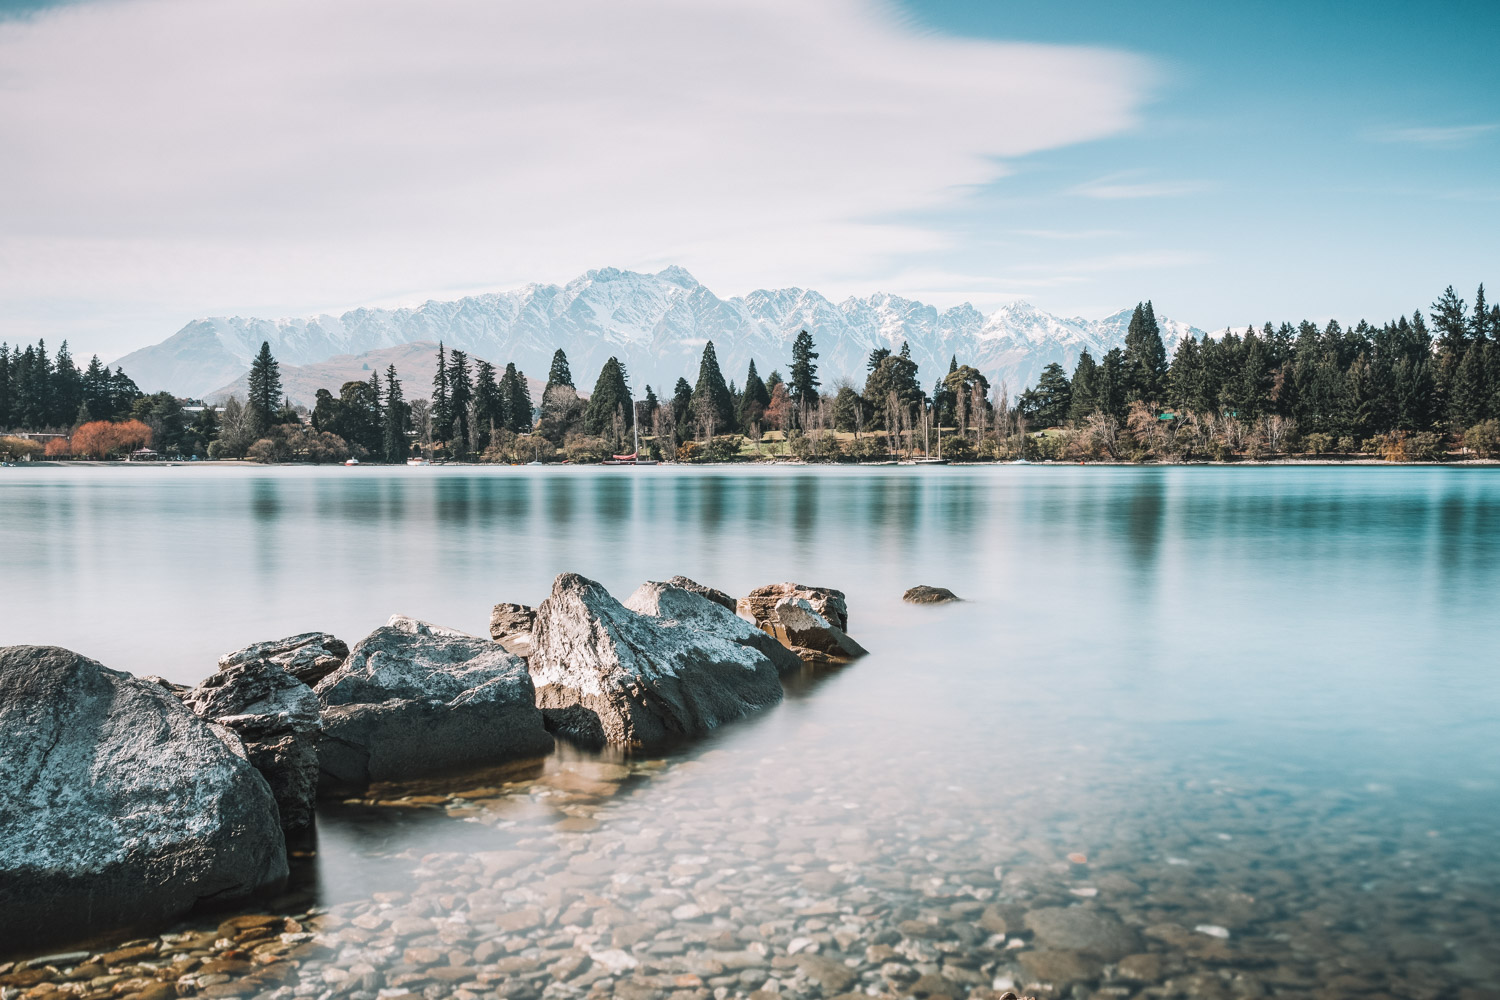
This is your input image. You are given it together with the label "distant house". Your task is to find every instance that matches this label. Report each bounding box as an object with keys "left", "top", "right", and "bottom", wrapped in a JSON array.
[{"left": 127, "top": 448, "right": 160, "bottom": 461}]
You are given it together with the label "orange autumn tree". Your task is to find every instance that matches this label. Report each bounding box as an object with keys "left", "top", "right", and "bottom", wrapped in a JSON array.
[
  {"left": 44, "top": 438, "right": 72, "bottom": 458},
  {"left": 70, "top": 420, "right": 152, "bottom": 459}
]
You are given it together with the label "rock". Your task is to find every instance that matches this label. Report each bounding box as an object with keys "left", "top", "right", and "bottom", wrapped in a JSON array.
[
  {"left": 529, "top": 573, "right": 785, "bottom": 749},
  {"left": 0, "top": 646, "right": 288, "bottom": 953},
  {"left": 1016, "top": 950, "right": 1100, "bottom": 984},
  {"left": 902, "top": 585, "right": 961, "bottom": 604},
  {"left": 1022, "top": 908, "right": 1140, "bottom": 961},
  {"left": 181, "top": 658, "right": 321, "bottom": 832},
  {"left": 737, "top": 582, "right": 850, "bottom": 631},
  {"left": 489, "top": 603, "right": 537, "bottom": 656},
  {"left": 1115, "top": 953, "right": 1163, "bottom": 983},
  {"left": 624, "top": 580, "right": 805, "bottom": 677},
  {"left": 313, "top": 620, "right": 553, "bottom": 794},
  {"left": 664, "top": 576, "right": 737, "bottom": 613},
  {"left": 795, "top": 955, "right": 855, "bottom": 993},
  {"left": 761, "top": 597, "right": 868, "bottom": 664},
  {"left": 219, "top": 632, "right": 349, "bottom": 687}
]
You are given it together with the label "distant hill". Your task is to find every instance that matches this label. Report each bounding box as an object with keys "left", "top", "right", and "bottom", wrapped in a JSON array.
[{"left": 115, "top": 266, "right": 1206, "bottom": 401}]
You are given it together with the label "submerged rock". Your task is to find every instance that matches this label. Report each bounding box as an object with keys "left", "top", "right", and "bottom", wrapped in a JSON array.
[
  {"left": 903, "top": 584, "right": 961, "bottom": 604},
  {"left": 737, "top": 581, "right": 850, "bottom": 632},
  {"left": 182, "top": 659, "right": 321, "bottom": 832},
  {"left": 313, "top": 620, "right": 552, "bottom": 794},
  {"left": 529, "top": 573, "right": 785, "bottom": 749},
  {"left": 664, "top": 576, "right": 737, "bottom": 613},
  {"left": 219, "top": 632, "right": 349, "bottom": 687},
  {"left": 624, "top": 580, "right": 805, "bottom": 677},
  {"left": 1023, "top": 907, "right": 1142, "bottom": 960},
  {"left": 0, "top": 645, "right": 288, "bottom": 952}
]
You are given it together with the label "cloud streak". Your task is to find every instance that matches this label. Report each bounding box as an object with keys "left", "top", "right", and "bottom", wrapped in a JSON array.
[
  {"left": 0, "top": 0, "right": 1153, "bottom": 356},
  {"left": 1370, "top": 123, "right": 1497, "bottom": 147}
]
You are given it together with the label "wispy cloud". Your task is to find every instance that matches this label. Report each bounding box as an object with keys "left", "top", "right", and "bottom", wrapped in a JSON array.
[
  {"left": 0, "top": 0, "right": 1154, "bottom": 357},
  {"left": 1070, "top": 173, "right": 1209, "bottom": 200},
  {"left": 1012, "top": 228, "right": 1125, "bottom": 240},
  {"left": 1370, "top": 123, "right": 1498, "bottom": 147}
]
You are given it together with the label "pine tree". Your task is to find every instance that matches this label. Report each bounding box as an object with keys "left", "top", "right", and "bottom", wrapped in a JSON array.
[
  {"left": 474, "top": 359, "right": 501, "bottom": 446},
  {"left": 690, "top": 341, "right": 735, "bottom": 435},
  {"left": 1451, "top": 342, "right": 1487, "bottom": 430},
  {"left": 789, "top": 330, "right": 820, "bottom": 406},
  {"left": 585, "top": 357, "right": 633, "bottom": 440},
  {"left": 1068, "top": 350, "right": 1100, "bottom": 423},
  {"left": 384, "top": 365, "right": 409, "bottom": 462},
  {"left": 0, "top": 345, "right": 10, "bottom": 429},
  {"left": 1122, "top": 302, "right": 1168, "bottom": 403},
  {"left": 546, "top": 349, "right": 574, "bottom": 391},
  {"left": 246, "top": 341, "right": 282, "bottom": 435},
  {"left": 671, "top": 377, "right": 693, "bottom": 437},
  {"left": 501, "top": 362, "right": 532, "bottom": 433},
  {"left": 52, "top": 341, "right": 82, "bottom": 427},
  {"left": 448, "top": 349, "right": 474, "bottom": 454},
  {"left": 431, "top": 342, "right": 451, "bottom": 445}
]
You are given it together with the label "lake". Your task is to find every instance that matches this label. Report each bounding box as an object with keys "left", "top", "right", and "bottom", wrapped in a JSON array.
[{"left": 2, "top": 464, "right": 1498, "bottom": 996}]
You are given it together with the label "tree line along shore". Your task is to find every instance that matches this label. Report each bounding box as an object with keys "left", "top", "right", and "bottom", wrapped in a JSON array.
[{"left": 5, "top": 282, "right": 1500, "bottom": 465}]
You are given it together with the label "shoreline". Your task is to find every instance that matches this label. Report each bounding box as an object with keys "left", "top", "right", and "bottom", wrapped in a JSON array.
[{"left": 5, "top": 457, "right": 1500, "bottom": 470}]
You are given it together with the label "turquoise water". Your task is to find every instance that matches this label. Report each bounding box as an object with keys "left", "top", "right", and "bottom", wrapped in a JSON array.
[{"left": 2, "top": 465, "right": 1498, "bottom": 993}]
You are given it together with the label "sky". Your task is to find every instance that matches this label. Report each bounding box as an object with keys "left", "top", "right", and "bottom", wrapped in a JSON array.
[{"left": 0, "top": 0, "right": 1496, "bottom": 362}]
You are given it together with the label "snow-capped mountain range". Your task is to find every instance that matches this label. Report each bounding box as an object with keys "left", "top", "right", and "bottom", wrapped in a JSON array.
[{"left": 113, "top": 266, "right": 1206, "bottom": 405}]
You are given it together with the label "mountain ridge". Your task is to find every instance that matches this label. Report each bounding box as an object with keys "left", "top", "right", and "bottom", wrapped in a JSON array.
[{"left": 113, "top": 267, "right": 1207, "bottom": 403}]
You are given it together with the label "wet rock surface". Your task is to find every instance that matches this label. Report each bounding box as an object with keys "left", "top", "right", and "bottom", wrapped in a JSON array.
[
  {"left": 0, "top": 645, "right": 288, "bottom": 953},
  {"left": 761, "top": 598, "right": 868, "bottom": 665},
  {"left": 314, "top": 621, "right": 552, "bottom": 795},
  {"left": 737, "top": 582, "right": 851, "bottom": 632},
  {"left": 220, "top": 633, "right": 350, "bottom": 687},
  {"left": 903, "top": 586, "right": 961, "bottom": 605},
  {"left": 182, "top": 658, "right": 322, "bottom": 832},
  {"left": 624, "top": 581, "right": 805, "bottom": 678},
  {"left": 529, "top": 574, "right": 786, "bottom": 749}
]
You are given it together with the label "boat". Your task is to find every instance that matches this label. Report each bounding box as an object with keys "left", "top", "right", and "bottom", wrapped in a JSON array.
[
  {"left": 343, "top": 457, "right": 360, "bottom": 466},
  {"left": 405, "top": 457, "right": 431, "bottom": 467},
  {"left": 603, "top": 423, "right": 659, "bottom": 465}
]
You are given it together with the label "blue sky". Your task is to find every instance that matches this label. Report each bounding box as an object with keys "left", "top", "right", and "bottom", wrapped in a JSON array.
[{"left": 0, "top": 0, "right": 1495, "bottom": 359}]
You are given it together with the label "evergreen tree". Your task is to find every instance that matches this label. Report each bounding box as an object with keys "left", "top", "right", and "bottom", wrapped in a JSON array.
[
  {"left": 1431, "top": 286, "right": 1469, "bottom": 354},
  {"left": 1068, "top": 349, "right": 1100, "bottom": 423},
  {"left": 788, "top": 330, "right": 820, "bottom": 406},
  {"left": 690, "top": 341, "right": 735, "bottom": 435},
  {"left": 1451, "top": 342, "right": 1488, "bottom": 430},
  {"left": 1019, "top": 363, "right": 1071, "bottom": 427},
  {"left": 448, "top": 349, "right": 474, "bottom": 453},
  {"left": 0, "top": 345, "right": 10, "bottom": 429},
  {"left": 431, "top": 342, "right": 452, "bottom": 445},
  {"left": 671, "top": 377, "right": 694, "bottom": 437},
  {"left": 246, "top": 341, "right": 282, "bottom": 436},
  {"left": 474, "top": 359, "right": 501, "bottom": 445},
  {"left": 52, "top": 342, "right": 82, "bottom": 427},
  {"left": 1122, "top": 302, "right": 1168, "bottom": 403},
  {"left": 546, "top": 349, "right": 574, "bottom": 391},
  {"left": 585, "top": 357, "right": 633, "bottom": 439},
  {"left": 739, "top": 360, "right": 769, "bottom": 427},
  {"left": 384, "top": 365, "right": 409, "bottom": 462},
  {"left": 1098, "top": 348, "right": 1127, "bottom": 419},
  {"left": 501, "top": 362, "right": 532, "bottom": 433}
]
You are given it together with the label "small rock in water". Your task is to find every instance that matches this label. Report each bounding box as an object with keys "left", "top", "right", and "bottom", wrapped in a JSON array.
[
  {"left": 902, "top": 585, "right": 961, "bottom": 604},
  {"left": 1194, "top": 924, "right": 1230, "bottom": 939}
]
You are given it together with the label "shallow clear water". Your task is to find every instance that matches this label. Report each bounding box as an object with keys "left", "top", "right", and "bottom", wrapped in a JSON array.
[{"left": 3, "top": 465, "right": 1498, "bottom": 996}]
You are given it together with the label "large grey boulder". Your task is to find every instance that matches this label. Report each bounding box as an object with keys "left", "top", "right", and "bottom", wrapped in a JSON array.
[
  {"left": 0, "top": 646, "right": 288, "bottom": 952},
  {"left": 313, "top": 619, "right": 552, "bottom": 795},
  {"left": 182, "top": 659, "right": 321, "bottom": 832},
  {"left": 219, "top": 631, "right": 349, "bottom": 686},
  {"left": 625, "top": 580, "right": 805, "bottom": 677},
  {"left": 529, "top": 573, "right": 785, "bottom": 749}
]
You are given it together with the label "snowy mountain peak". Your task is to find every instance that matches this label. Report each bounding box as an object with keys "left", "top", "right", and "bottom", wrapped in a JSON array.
[{"left": 111, "top": 267, "right": 1206, "bottom": 403}]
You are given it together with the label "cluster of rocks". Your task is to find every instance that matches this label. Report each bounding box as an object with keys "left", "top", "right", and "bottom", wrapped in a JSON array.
[{"left": 0, "top": 575, "right": 868, "bottom": 953}]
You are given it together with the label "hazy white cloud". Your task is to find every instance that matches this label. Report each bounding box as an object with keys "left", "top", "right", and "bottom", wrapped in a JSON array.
[
  {"left": 1070, "top": 173, "right": 1209, "bottom": 200},
  {"left": 1371, "top": 123, "right": 1497, "bottom": 147},
  {"left": 0, "top": 0, "right": 1152, "bottom": 356}
]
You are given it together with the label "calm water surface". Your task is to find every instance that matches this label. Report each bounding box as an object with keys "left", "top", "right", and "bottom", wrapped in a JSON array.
[{"left": 1, "top": 465, "right": 1497, "bottom": 996}]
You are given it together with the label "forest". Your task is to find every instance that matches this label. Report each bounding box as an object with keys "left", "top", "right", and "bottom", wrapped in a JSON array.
[{"left": 5, "top": 282, "right": 1500, "bottom": 463}]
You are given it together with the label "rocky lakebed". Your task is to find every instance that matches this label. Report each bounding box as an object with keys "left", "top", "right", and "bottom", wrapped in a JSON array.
[{"left": 2, "top": 573, "right": 1494, "bottom": 1000}]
